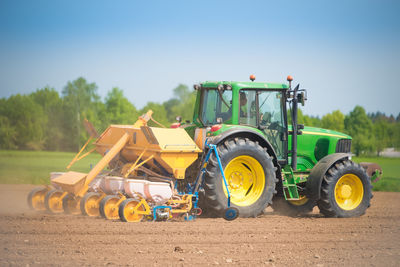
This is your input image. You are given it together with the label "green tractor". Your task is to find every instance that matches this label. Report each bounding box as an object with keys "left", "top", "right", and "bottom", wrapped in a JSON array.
[{"left": 182, "top": 75, "right": 381, "bottom": 218}]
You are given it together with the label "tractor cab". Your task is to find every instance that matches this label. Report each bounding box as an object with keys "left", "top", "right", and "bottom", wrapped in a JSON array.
[{"left": 194, "top": 79, "right": 289, "bottom": 160}]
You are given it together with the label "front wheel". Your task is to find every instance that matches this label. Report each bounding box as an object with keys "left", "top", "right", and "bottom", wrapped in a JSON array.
[
  {"left": 317, "top": 160, "right": 372, "bottom": 218},
  {"left": 203, "top": 138, "right": 277, "bottom": 218}
]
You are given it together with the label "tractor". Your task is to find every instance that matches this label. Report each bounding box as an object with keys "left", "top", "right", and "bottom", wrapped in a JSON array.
[
  {"left": 27, "top": 75, "right": 382, "bottom": 221},
  {"left": 182, "top": 75, "right": 381, "bottom": 218}
]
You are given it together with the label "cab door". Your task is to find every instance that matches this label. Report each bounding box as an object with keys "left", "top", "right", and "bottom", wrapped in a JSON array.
[{"left": 258, "top": 90, "right": 286, "bottom": 159}]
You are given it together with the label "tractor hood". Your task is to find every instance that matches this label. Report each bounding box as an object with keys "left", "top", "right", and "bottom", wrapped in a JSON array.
[{"left": 299, "top": 126, "right": 351, "bottom": 140}]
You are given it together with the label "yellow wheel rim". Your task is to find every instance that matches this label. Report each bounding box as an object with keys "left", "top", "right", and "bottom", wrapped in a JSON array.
[
  {"left": 104, "top": 197, "right": 120, "bottom": 219},
  {"left": 123, "top": 200, "right": 144, "bottom": 222},
  {"left": 335, "top": 174, "right": 364, "bottom": 210},
  {"left": 65, "top": 196, "right": 81, "bottom": 215},
  {"left": 288, "top": 195, "right": 309, "bottom": 206},
  {"left": 84, "top": 195, "right": 100, "bottom": 216},
  {"left": 31, "top": 190, "right": 47, "bottom": 210},
  {"left": 223, "top": 155, "right": 265, "bottom": 206},
  {"left": 47, "top": 192, "right": 64, "bottom": 213}
]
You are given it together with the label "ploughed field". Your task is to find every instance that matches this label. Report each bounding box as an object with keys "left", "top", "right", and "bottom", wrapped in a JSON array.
[{"left": 0, "top": 184, "right": 399, "bottom": 266}]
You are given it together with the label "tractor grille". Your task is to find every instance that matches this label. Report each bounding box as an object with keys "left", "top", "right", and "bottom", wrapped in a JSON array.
[{"left": 336, "top": 139, "right": 352, "bottom": 153}]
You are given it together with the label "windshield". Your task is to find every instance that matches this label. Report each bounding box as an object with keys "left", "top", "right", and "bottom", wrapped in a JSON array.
[{"left": 200, "top": 89, "right": 232, "bottom": 125}]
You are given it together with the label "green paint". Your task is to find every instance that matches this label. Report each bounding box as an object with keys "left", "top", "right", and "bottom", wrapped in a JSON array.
[{"left": 189, "top": 79, "right": 355, "bottom": 200}]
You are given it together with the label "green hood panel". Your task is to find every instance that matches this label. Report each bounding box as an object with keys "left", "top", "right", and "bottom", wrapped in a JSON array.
[{"left": 300, "top": 126, "right": 351, "bottom": 140}]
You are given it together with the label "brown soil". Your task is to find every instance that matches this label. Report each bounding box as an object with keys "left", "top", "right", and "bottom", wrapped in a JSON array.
[{"left": 0, "top": 184, "right": 399, "bottom": 266}]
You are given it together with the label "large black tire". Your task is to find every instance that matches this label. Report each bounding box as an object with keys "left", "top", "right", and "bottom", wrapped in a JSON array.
[
  {"left": 317, "top": 160, "right": 372, "bottom": 218},
  {"left": 271, "top": 196, "right": 316, "bottom": 216},
  {"left": 203, "top": 138, "right": 277, "bottom": 218}
]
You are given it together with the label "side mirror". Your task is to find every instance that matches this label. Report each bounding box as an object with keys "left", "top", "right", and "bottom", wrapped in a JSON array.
[{"left": 297, "top": 91, "right": 307, "bottom": 106}]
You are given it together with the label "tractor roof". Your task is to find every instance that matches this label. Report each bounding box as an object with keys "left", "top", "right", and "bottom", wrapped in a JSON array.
[{"left": 201, "top": 81, "right": 289, "bottom": 90}]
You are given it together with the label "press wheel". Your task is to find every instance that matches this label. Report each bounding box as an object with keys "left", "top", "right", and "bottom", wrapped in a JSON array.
[
  {"left": 119, "top": 199, "right": 144, "bottom": 222},
  {"left": 62, "top": 193, "right": 82, "bottom": 215},
  {"left": 80, "top": 192, "right": 102, "bottom": 217},
  {"left": 44, "top": 189, "right": 65, "bottom": 213},
  {"left": 27, "top": 187, "right": 49, "bottom": 211},
  {"left": 99, "top": 195, "right": 121, "bottom": 220}
]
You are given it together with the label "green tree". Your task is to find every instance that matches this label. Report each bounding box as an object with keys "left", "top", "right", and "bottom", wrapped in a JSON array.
[
  {"left": 163, "top": 98, "right": 180, "bottom": 122},
  {"left": 140, "top": 102, "right": 169, "bottom": 127},
  {"left": 289, "top": 108, "right": 321, "bottom": 127},
  {"left": 0, "top": 94, "right": 46, "bottom": 150},
  {"left": 394, "top": 123, "right": 400, "bottom": 150},
  {"left": 321, "top": 110, "right": 345, "bottom": 132},
  {"left": 62, "top": 77, "right": 102, "bottom": 151},
  {"left": 168, "top": 84, "right": 196, "bottom": 123},
  {"left": 372, "top": 118, "right": 389, "bottom": 156},
  {"left": 30, "top": 87, "right": 64, "bottom": 150},
  {"left": 344, "top": 106, "right": 374, "bottom": 156},
  {"left": 105, "top": 87, "right": 138, "bottom": 124},
  {"left": 0, "top": 115, "right": 17, "bottom": 149}
]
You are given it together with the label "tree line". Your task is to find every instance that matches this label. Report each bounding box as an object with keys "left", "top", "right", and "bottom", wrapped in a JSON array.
[{"left": 0, "top": 77, "right": 399, "bottom": 156}]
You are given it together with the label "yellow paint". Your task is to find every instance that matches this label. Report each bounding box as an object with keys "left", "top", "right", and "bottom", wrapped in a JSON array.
[
  {"left": 96, "top": 124, "right": 201, "bottom": 179},
  {"left": 288, "top": 195, "right": 309, "bottom": 206},
  {"left": 223, "top": 155, "right": 265, "bottom": 206},
  {"left": 82, "top": 193, "right": 106, "bottom": 217},
  {"left": 29, "top": 188, "right": 48, "bottom": 211},
  {"left": 302, "top": 131, "right": 348, "bottom": 139},
  {"left": 103, "top": 194, "right": 126, "bottom": 220},
  {"left": 167, "top": 195, "right": 193, "bottom": 213},
  {"left": 334, "top": 174, "right": 364, "bottom": 210},
  {"left": 66, "top": 136, "right": 94, "bottom": 169},
  {"left": 121, "top": 198, "right": 152, "bottom": 222},
  {"left": 47, "top": 191, "right": 68, "bottom": 213}
]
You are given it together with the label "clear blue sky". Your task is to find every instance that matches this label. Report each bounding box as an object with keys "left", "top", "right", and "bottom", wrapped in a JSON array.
[{"left": 0, "top": 0, "right": 399, "bottom": 116}]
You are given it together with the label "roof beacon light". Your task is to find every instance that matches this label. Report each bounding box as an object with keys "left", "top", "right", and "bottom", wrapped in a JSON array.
[
  {"left": 250, "top": 74, "right": 256, "bottom": 82},
  {"left": 287, "top": 75, "right": 293, "bottom": 89}
]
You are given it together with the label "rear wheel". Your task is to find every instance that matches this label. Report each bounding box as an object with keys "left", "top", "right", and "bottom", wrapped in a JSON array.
[
  {"left": 203, "top": 138, "right": 277, "bottom": 218},
  {"left": 44, "top": 189, "right": 64, "bottom": 213},
  {"left": 27, "top": 187, "right": 49, "bottom": 211},
  {"left": 99, "top": 195, "right": 121, "bottom": 220},
  {"left": 80, "top": 192, "right": 102, "bottom": 216},
  {"left": 62, "top": 194, "right": 81, "bottom": 215},
  {"left": 119, "top": 199, "right": 144, "bottom": 222},
  {"left": 317, "top": 160, "right": 372, "bottom": 218}
]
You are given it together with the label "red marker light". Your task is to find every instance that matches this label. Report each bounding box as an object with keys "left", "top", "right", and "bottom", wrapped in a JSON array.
[
  {"left": 210, "top": 124, "right": 222, "bottom": 132},
  {"left": 250, "top": 74, "right": 256, "bottom": 81},
  {"left": 170, "top": 123, "right": 181, "bottom": 128},
  {"left": 287, "top": 75, "right": 293, "bottom": 82}
]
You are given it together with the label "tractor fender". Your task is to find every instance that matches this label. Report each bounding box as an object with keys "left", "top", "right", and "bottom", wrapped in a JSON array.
[
  {"left": 306, "top": 153, "right": 351, "bottom": 201},
  {"left": 209, "top": 127, "right": 278, "bottom": 165}
]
